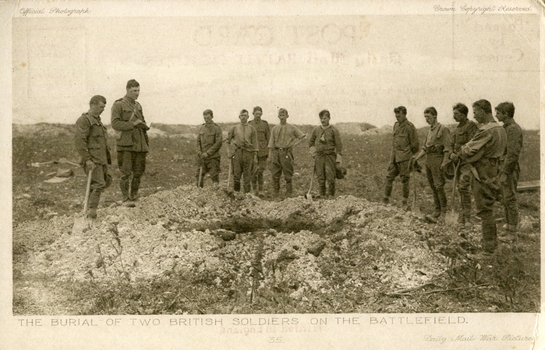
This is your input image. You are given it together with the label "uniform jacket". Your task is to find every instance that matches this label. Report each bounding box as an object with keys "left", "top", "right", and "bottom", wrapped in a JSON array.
[
  {"left": 460, "top": 121, "right": 507, "bottom": 163},
  {"left": 197, "top": 122, "right": 223, "bottom": 158},
  {"left": 111, "top": 96, "right": 149, "bottom": 152},
  {"left": 309, "top": 125, "right": 343, "bottom": 156},
  {"left": 249, "top": 119, "right": 270, "bottom": 157},
  {"left": 268, "top": 123, "right": 305, "bottom": 149},
  {"left": 391, "top": 119, "right": 419, "bottom": 162},
  {"left": 423, "top": 122, "right": 451, "bottom": 155},
  {"left": 452, "top": 119, "right": 479, "bottom": 153},
  {"left": 502, "top": 119, "right": 523, "bottom": 175},
  {"left": 227, "top": 123, "right": 259, "bottom": 152},
  {"left": 75, "top": 113, "right": 111, "bottom": 165}
]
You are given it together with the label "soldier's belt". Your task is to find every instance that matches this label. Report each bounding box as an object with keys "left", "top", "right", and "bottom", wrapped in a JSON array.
[{"left": 274, "top": 147, "right": 291, "bottom": 151}]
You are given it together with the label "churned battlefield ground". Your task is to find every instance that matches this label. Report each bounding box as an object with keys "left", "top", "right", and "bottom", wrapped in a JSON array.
[{"left": 12, "top": 122, "right": 540, "bottom": 314}]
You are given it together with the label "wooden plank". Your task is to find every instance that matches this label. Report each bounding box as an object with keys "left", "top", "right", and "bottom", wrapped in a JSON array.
[{"left": 517, "top": 180, "right": 540, "bottom": 192}]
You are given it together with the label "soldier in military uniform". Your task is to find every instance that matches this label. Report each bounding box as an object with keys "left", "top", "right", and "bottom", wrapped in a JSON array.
[
  {"left": 448, "top": 103, "right": 479, "bottom": 225},
  {"left": 451, "top": 99, "right": 507, "bottom": 257},
  {"left": 111, "top": 79, "right": 150, "bottom": 207},
  {"left": 196, "top": 109, "right": 223, "bottom": 187},
  {"left": 411, "top": 107, "right": 452, "bottom": 219},
  {"left": 267, "top": 108, "right": 306, "bottom": 200},
  {"left": 226, "top": 109, "right": 259, "bottom": 193},
  {"left": 309, "top": 109, "right": 343, "bottom": 198},
  {"left": 383, "top": 106, "right": 419, "bottom": 208},
  {"left": 495, "top": 102, "right": 523, "bottom": 242},
  {"left": 248, "top": 106, "right": 270, "bottom": 196},
  {"left": 74, "top": 95, "right": 112, "bottom": 218}
]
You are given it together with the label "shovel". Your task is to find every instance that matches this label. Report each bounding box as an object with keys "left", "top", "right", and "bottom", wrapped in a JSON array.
[
  {"left": 445, "top": 161, "right": 461, "bottom": 226},
  {"left": 72, "top": 168, "right": 93, "bottom": 234},
  {"left": 411, "top": 170, "right": 422, "bottom": 215},
  {"left": 305, "top": 162, "right": 315, "bottom": 201}
]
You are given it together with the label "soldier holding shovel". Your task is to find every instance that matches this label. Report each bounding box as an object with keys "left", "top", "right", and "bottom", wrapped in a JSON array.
[
  {"left": 447, "top": 103, "right": 478, "bottom": 226},
  {"left": 196, "top": 109, "right": 223, "bottom": 187},
  {"left": 74, "top": 95, "right": 112, "bottom": 218}
]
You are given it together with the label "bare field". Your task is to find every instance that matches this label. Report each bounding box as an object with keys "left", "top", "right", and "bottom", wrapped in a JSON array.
[{"left": 12, "top": 123, "right": 540, "bottom": 314}]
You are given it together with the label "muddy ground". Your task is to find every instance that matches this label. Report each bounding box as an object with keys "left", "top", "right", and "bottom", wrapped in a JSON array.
[{"left": 12, "top": 123, "right": 541, "bottom": 314}]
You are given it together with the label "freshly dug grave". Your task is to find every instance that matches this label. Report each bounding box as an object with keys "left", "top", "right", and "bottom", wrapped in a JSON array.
[
  {"left": 14, "top": 185, "right": 454, "bottom": 314},
  {"left": 13, "top": 185, "right": 539, "bottom": 314}
]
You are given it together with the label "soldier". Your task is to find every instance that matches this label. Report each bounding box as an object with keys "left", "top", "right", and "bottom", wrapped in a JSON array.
[
  {"left": 383, "top": 106, "right": 419, "bottom": 208},
  {"left": 451, "top": 99, "right": 507, "bottom": 258},
  {"left": 308, "top": 109, "right": 343, "bottom": 198},
  {"left": 226, "top": 109, "right": 259, "bottom": 192},
  {"left": 448, "top": 103, "right": 479, "bottom": 226},
  {"left": 495, "top": 102, "right": 523, "bottom": 242},
  {"left": 267, "top": 108, "right": 306, "bottom": 200},
  {"left": 74, "top": 95, "right": 112, "bottom": 218},
  {"left": 248, "top": 106, "right": 270, "bottom": 197},
  {"left": 411, "top": 107, "right": 452, "bottom": 219},
  {"left": 111, "top": 79, "right": 150, "bottom": 207},
  {"left": 196, "top": 109, "right": 223, "bottom": 187}
]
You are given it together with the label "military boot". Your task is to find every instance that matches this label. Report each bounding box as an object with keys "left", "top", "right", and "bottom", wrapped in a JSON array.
[
  {"left": 87, "top": 190, "right": 101, "bottom": 219},
  {"left": 319, "top": 184, "right": 326, "bottom": 198},
  {"left": 258, "top": 174, "right": 264, "bottom": 192},
  {"left": 401, "top": 197, "right": 409, "bottom": 211},
  {"left": 234, "top": 181, "right": 241, "bottom": 192},
  {"left": 120, "top": 178, "right": 130, "bottom": 202},
  {"left": 383, "top": 184, "right": 392, "bottom": 204},
  {"left": 498, "top": 223, "right": 517, "bottom": 243},
  {"left": 130, "top": 176, "right": 141, "bottom": 201},
  {"left": 285, "top": 181, "right": 293, "bottom": 198},
  {"left": 328, "top": 182, "right": 335, "bottom": 198},
  {"left": 273, "top": 180, "right": 281, "bottom": 201},
  {"left": 481, "top": 216, "right": 497, "bottom": 253},
  {"left": 251, "top": 176, "right": 257, "bottom": 193}
]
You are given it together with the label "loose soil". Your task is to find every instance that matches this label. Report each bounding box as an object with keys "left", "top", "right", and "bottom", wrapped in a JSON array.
[{"left": 12, "top": 123, "right": 541, "bottom": 314}]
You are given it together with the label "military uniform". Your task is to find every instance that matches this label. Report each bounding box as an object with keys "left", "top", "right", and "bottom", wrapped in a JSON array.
[
  {"left": 423, "top": 123, "right": 452, "bottom": 216},
  {"left": 227, "top": 123, "right": 259, "bottom": 192},
  {"left": 384, "top": 119, "right": 419, "bottom": 203},
  {"left": 74, "top": 112, "right": 112, "bottom": 215},
  {"left": 309, "top": 125, "right": 343, "bottom": 197},
  {"left": 248, "top": 119, "right": 270, "bottom": 194},
  {"left": 501, "top": 119, "right": 523, "bottom": 231},
  {"left": 111, "top": 96, "right": 150, "bottom": 202},
  {"left": 459, "top": 121, "right": 507, "bottom": 253},
  {"left": 268, "top": 123, "right": 305, "bottom": 197},
  {"left": 196, "top": 122, "right": 223, "bottom": 186},
  {"left": 451, "top": 119, "right": 479, "bottom": 223}
]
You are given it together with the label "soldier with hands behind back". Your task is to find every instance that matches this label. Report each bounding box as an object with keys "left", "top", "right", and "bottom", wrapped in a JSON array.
[
  {"left": 267, "top": 108, "right": 306, "bottom": 201},
  {"left": 383, "top": 106, "right": 419, "bottom": 209},
  {"left": 309, "top": 109, "right": 343, "bottom": 198},
  {"left": 248, "top": 106, "right": 270, "bottom": 197},
  {"left": 227, "top": 109, "right": 259, "bottom": 193}
]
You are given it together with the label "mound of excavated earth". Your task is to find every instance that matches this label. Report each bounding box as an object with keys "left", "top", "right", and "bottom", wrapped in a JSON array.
[{"left": 15, "top": 185, "right": 449, "bottom": 305}]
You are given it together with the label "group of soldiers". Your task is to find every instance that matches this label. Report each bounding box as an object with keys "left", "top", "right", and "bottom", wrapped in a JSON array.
[
  {"left": 75, "top": 79, "right": 522, "bottom": 259},
  {"left": 195, "top": 107, "right": 344, "bottom": 199},
  {"left": 384, "top": 100, "right": 523, "bottom": 258}
]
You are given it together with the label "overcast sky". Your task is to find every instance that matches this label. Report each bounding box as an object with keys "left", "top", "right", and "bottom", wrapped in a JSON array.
[{"left": 11, "top": 11, "right": 540, "bottom": 129}]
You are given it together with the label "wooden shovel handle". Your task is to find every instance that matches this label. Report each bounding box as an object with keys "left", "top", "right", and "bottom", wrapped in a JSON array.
[{"left": 82, "top": 168, "right": 93, "bottom": 214}]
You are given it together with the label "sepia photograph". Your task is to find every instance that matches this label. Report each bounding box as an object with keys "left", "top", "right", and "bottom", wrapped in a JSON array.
[{"left": 2, "top": 0, "right": 543, "bottom": 348}]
